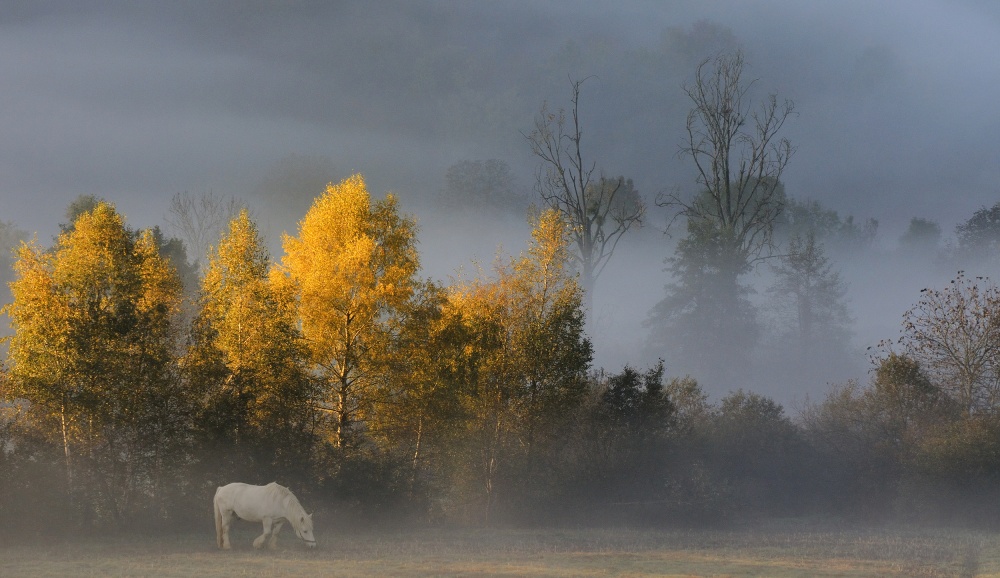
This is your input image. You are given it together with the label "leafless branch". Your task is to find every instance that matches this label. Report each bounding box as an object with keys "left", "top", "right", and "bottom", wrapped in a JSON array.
[
  {"left": 524, "top": 77, "right": 645, "bottom": 302},
  {"left": 165, "top": 191, "right": 248, "bottom": 270},
  {"left": 659, "top": 49, "right": 795, "bottom": 265}
]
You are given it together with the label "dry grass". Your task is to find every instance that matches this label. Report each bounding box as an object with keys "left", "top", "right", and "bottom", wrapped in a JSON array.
[{"left": 2, "top": 520, "right": 998, "bottom": 577}]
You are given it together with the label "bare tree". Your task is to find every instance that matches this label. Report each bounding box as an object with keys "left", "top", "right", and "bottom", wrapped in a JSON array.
[
  {"left": 660, "top": 49, "right": 795, "bottom": 265},
  {"left": 648, "top": 50, "right": 794, "bottom": 387},
  {"left": 525, "top": 78, "right": 645, "bottom": 307},
  {"left": 165, "top": 191, "right": 246, "bottom": 270},
  {"left": 896, "top": 272, "right": 1000, "bottom": 415}
]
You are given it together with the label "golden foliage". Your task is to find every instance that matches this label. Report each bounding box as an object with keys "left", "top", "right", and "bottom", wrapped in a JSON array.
[
  {"left": 4, "top": 202, "right": 183, "bottom": 516},
  {"left": 439, "top": 209, "right": 591, "bottom": 521},
  {"left": 189, "top": 209, "right": 311, "bottom": 440},
  {"left": 277, "top": 174, "right": 420, "bottom": 446}
]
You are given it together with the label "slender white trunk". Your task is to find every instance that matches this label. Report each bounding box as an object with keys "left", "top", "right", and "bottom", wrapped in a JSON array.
[{"left": 61, "top": 399, "right": 73, "bottom": 500}]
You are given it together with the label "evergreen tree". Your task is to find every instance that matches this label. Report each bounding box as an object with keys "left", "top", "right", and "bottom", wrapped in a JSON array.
[
  {"left": 647, "top": 215, "right": 758, "bottom": 386},
  {"left": 649, "top": 50, "right": 793, "bottom": 388},
  {"left": 768, "top": 232, "right": 852, "bottom": 369}
]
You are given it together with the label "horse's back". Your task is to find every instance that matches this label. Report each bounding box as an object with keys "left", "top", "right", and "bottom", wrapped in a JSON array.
[
  {"left": 216, "top": 482, "right": 249, "bottom": 506},
  {"left": 219, "top": 482, "right": 256, "bottom": 492},
  {"left": 216, "top": 482, "right": 290, "bottom": 521}
]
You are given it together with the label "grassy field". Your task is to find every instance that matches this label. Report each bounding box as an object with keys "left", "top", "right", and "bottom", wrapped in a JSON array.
[{"left": 2, "top": 520, "right": 999, "bottom": 577}]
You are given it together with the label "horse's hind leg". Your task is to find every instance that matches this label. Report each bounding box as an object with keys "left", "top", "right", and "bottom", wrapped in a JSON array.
[
  {"left": 219, "top": 509, "right": 233, "bottom": 550},
  {"left": 267, "top": 520, "right": 284, "bottom": 550},
  {"left": 253, "top": 518, "right": 273, "bottom": 549},
  {"left": 215, "top": 500, "right": 224, "bottom": 549}
]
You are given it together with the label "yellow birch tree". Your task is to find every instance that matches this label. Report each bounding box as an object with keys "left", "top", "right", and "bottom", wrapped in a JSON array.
[
  {"left": 276, "top": 174, "right": 419, "bottom": 448},
  {"left": 5, "top": 202, "right": 183, "bottom": 522},
  {"left": 443, "top": 208, "right": 592, "bottom": 523},
  {"left": 185, "top": 209, "right": 314, "bottom": 478}
]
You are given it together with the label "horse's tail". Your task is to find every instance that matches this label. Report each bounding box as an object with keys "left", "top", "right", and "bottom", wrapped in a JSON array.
[{"left": 214, "top": 486, "right": 224, "bottom": 549}]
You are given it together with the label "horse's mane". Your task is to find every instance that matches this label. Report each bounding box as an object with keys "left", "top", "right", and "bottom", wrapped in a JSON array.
[{"left": 265, "top": 482, "right": 304, "bottom": 513}]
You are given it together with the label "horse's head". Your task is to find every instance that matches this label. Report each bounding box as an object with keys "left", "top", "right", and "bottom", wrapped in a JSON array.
[{"left": 293, "top": 512, "right": 316, "bottom": 548}]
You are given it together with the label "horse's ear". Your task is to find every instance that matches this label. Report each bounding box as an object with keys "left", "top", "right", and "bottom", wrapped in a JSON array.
[{"left": 308, "top": 512, "right": 313, "bottom": 519}]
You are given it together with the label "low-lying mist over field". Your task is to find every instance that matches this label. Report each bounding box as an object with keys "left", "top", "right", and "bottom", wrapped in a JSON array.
[{"left": 2, "top": 0, "right": 1000, "bottom": 547}]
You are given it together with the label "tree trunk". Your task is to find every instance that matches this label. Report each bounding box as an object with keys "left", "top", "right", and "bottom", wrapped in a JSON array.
[
  {"left": 61, "top": 398, "right": 73, "bottom": 496},
  {"left": 410, "top": 416, "right": 423, "bottom": 493},
  {"left": 336, "top": 383, "right": 348, "bottom": 448}
]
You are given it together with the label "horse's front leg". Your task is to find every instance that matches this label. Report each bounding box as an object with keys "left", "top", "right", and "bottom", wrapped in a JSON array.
[
  {"left": 253, "top": 518, "right": 274, "bottom": 549},
  {"left": 267, "top": 519, "right": 285, "bottom": 550}
]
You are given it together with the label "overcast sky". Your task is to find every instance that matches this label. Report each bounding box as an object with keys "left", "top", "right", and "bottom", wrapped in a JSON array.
[
  {"left": 2, "top": 1, "right": 999, "bottom": 394},
  {"left": 2, "top": 1, "right": 998, "bottom": 239}
]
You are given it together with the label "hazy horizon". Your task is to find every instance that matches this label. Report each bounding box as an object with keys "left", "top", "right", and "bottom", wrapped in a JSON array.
[{"left": 2, "top": 1, "right": 998, "bottom": 403}]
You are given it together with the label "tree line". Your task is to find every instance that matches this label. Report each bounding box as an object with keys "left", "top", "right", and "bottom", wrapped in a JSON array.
[
  {"left": 5, "top": 179, "right": 1000, "bottom": 534},
  {"left": 4, "top": 48, "right": 1000, "bottom": 535},
  {"left": 0, "top": 176, "right": 596, "bottom": 531}
]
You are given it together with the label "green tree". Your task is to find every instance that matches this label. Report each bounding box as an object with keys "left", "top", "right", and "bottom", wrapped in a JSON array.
[
  {"left": 801, "top": 380, "right": 891, "bottom": 517},
  {"left": 951, "top": 202, "right": 1000, "bottom": 277},
  {"left": 870, "top": 353, "right": 953, "bottom": 430},
  {"left": 365, "top": 279, "right": 461, "bottom": 495},
  {"left": 776, "top": 197, "right": 878, "bottom": 252},
  {"left": 59, "top": 194, "right": 103, "bottom": 233},
  {"left": 777, "top": 197, "right": 841, "bottom": 241},
  {"left": 574, "top": 362, "right": 674, "bottom": 517},
  {"left": 276, "top": 174, "right": 420, "bottom": 449},
  {"left": 5, "top": 202, "right": 185, "bottom": 523},
  {"left": 868, "top": 355, "right": 1000, "bottom": 524},
  {"left": 711, "top": 390, "right": 806, "bottom": 515},
  {"left": 596, "top": 363, "right": 673, "bottom": 453},
  {"left": 801, "top": 355, "right": 956, "bottom": 520},
  {"left": 511, "top": 209, "right": 593, "bottom": 470}
]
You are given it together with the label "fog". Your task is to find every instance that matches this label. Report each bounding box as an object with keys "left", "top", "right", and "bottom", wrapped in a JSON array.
[{"left": 2, "top": 1, "right": 999, "bottom": 404}]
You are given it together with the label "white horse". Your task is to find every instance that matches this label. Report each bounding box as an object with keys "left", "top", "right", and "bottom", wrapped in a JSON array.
[{"left": 214, "top": 482, "right": 316, "bottom": 550}]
